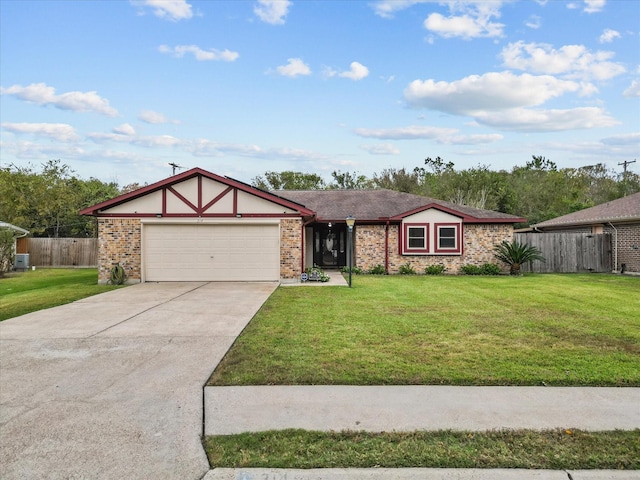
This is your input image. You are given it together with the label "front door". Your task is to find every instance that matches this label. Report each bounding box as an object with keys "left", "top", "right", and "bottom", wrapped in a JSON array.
[{"left": 313, "top": 225, "right": 346, "bottom": 267}]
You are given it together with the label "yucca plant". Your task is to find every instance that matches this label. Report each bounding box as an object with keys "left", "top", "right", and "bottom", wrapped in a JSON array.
[{"left": 493, "top": 240, "right": 545, "bottom": 275}]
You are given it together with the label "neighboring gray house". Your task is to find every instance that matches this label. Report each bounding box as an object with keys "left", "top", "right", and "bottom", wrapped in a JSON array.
[{"left": 533, "top": 192, "right": 640, "bottom": 273}]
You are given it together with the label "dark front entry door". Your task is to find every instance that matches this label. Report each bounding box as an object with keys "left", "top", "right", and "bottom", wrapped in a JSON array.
[{"left": 313, "top": 225, "right": 346, "bottom": 267}]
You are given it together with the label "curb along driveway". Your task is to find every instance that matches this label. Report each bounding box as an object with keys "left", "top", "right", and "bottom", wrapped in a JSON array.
[{"left": 0, "top": 281, "right": 277, "bottom": 480}]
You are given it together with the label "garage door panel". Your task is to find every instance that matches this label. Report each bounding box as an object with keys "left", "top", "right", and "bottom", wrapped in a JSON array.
[{"left": 144, "top": 224, "right": 280, "bottom": 281}]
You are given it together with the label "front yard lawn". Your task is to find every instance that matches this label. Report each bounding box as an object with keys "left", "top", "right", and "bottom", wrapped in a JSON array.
[
  {"left": 204, "top": 429, "right": 639, "bottom": 469},
  {"left": 208, "top": 274, "right": 640, "bottom": 387},
  {"left": 0, "top": 269, "right": 124, "bottom": 321}
]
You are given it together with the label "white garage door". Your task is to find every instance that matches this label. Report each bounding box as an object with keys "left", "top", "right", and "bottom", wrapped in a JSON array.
[{"left": 143, "top": 223, "right": 280, "bottom": 281}]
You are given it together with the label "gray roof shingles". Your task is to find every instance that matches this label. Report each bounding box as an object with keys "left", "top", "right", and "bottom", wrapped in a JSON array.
[
  {"left": 534, "top": 192, "right": 640, "bottom": 228},
  {"left": 274, "top": 189, "right": 524, "bottom": 223}
]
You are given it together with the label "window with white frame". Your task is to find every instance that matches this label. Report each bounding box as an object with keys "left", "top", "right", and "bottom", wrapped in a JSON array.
[
  {"left": 403, "top": 223, "right": 429, "bottom": 253},
  {"left": 435, "top": 223, "right": 461, "bottom": 253}
]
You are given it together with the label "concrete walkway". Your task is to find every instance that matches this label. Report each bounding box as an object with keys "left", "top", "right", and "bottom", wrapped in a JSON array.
[
  {"left": 204, "top": 385, "right": 640, "bottom": 435},
  {"left": 0, "top": 281, "right": 277, "bottom": 480},
  {"left": 204, "top": 468, "right": 640, "bottom": 479}
]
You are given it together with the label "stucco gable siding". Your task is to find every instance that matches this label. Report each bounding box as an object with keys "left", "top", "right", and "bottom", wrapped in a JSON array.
[
  {"left": 237, "top": 190, "right": 297, "bottom": 215},
  {"left": 101, "top": 191, "right": 163, "bottom": 214}
]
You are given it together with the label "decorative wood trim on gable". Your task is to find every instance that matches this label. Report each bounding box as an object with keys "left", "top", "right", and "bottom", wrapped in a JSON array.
[{"left": 80, "top": 167, "right": 315, "bottom": 218}]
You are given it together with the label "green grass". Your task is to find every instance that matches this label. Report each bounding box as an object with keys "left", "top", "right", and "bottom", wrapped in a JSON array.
[
  {"left": 0, "top": 269, "right": 124, "bottom": 321},
  {"left": 204, "top": 429, "right": 640, "bottom": 469},
  {"left": 208, "top": 274, "right": 640, "bottom": 386}
]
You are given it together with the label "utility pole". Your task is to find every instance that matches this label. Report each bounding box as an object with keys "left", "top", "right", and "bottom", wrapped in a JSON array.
[
  {"left": 618, "top": 159, "right": 637, "bottom": 196},
  {"left": 169, "top": 162, "right": 183, "bottom": 175},
  {"left": 618, "top": 159, "right": 636, "bottom": 175}
]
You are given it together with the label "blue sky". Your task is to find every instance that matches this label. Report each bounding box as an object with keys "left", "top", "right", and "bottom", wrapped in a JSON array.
[{"left": 1, "top": 0, "right": 638, "bottom": 187}]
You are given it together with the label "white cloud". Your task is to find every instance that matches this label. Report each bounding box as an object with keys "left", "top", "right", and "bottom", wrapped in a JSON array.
[
  {"left": 623, "top": 80, "right": 640, "bottom": 97},
  {"left": 139, "top": 110, "right": 169, "bottom": 124},
  {"left": 132, "top": 0, "right": 193, "bottom": 21},
  {"left": 325, "top": 62, "right": 370, "bottom": 81},
  {"left": 443, "top": 133, "right": 504, "bottom": 145},
  {"left": 371, "top": 0, "right": 426, "bottom": 18},
  {"left": 600, "top": 132, "right": 640, "bottom": 145},
  {"left": 340, "top": 62, "right": 369, "bottom": 80},
  {"left": 113, "top": 123, "right": 136, "bottom": 136},
  {"left": 360, "top": 143, "right": 400, "bottom": 155},
  {"left": 254, "top": 0, "right": 291, "bottom": 25},
  {"left": 584, "top": 0, "right": 606, "bottom": 13},
  {"left": 158, "top": 44, "right": 239, "bottom": 62},
  {"left": 404, "top": 71, "right": 580, "bottom": 114},
  {"left": 1, "top": 122, "right": 80, "bottom": 142},
  {"left": 0, "top": 83, "right": 118, "bottom": 117},
  {"left": 525, "top": 15, "right": 541, "bottom": 29},
  {"left": 599, "top": 28, "right": 620, "bottom": 43},
  {"left": 424, "top": 2, "right": 505, "bottom": 40},
  {"left": 474, "top": 107, "right": 619, "bottom": 132},
  {"left": 353, "top": 125, "right": 458, "bottom": 139},
  {"left": 500, "top": 41, "right": 625, "bottom": 81},
  {"left": 89, "top": 132, "right": 182, "bottom": 148},
  {"left": 275, "top": 58, "right": 311, "bottom": 77}
]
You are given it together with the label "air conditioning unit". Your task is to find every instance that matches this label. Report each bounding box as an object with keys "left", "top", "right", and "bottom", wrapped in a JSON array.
[{"left": 14, "top": 253, "right": 29, "bottom": 271}]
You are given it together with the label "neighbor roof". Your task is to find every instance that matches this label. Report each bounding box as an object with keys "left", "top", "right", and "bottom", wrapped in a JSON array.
[
  {"left": 275, "top": 189, "right": 525, "bottom": 223},
  {"left": 534, "top": 192, "right": 640, "bottom": 228}
]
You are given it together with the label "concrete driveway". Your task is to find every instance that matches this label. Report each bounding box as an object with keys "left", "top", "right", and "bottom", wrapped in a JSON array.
[{"left": 0, "top": 281, "right": 277, "bottom": 480}]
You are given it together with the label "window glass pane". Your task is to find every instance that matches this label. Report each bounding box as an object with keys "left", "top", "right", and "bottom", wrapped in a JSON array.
[
  {"left": 439, "top": 227, "right": 456, "bottom": 249},
  {"left": 408, "top": 227, "right": 425, "bottom": 249}
]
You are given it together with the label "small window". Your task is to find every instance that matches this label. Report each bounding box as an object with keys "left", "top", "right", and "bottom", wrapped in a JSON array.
[
  {"left": 435, "top": 223, "right": 461, "bottom": 253},
  {"left": 403, "top": 223, "right": 429, "bottom": 254},
  {"left": 408, "top": 227, "right": 425, "bottom": 249}
]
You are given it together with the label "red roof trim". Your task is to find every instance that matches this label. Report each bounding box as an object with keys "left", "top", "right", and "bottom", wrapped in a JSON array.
[
  {"left": 389, "top": 203, "right": 525, "bottom": 224},
  {"left": 80, "top": 167, "right": 315, "bottom": 216}
]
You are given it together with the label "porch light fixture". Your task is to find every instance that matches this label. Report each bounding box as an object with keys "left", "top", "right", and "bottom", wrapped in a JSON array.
[{"left": 346, "top": 215, "right": 355, "bottom": 287}]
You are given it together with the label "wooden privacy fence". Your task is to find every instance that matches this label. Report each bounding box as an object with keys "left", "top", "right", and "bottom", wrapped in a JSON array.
[
  {"left": 17, "top": 238, "right": 98, "bottom": 267},
  {"left": 514, "top": 232, "right": 612, "bottom": 273}
]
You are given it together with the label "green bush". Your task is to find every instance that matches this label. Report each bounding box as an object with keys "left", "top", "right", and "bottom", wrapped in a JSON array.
[
  {"left": 480, "top": 263, "right": 502, "bottom": 275},
  {"left": 368, "top": 264, "right": 386, "bottom": 275},
  {"left": 399, "top": 263, "right": 416, "bottom": 275},
  {"left": 108, "top": 263, "right": 128, "bottom": 285},
  {"left": 425, "top": 264, "right": 446, "bottom": 275},
  {"left": 461, "top": 263, "right": 502, "bottom": 275},
  {"left": 341, "top": 266, "right": 363, "bottom": 275},
  {"left": 460, "top": 264, "right": 482, "bottom": 275}
]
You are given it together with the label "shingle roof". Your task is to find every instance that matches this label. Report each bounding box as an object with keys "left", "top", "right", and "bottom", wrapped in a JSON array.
[
  {"left": 534, "top": 192, "right": 640, "bottom": 228},
  {"left": 274, "top": 189, "right": 525, "bottom": 223}
]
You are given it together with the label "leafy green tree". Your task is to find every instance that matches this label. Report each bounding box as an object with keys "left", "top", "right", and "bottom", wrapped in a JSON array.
[
  {"left": 0, "top": 228, "right": 15, "bottom": 277},
  {"left": 252, "top": 171, "right": 326, "bottom": 190},
  {"left": 328, "top": 170, "right": 373, "bottom": 190},
  {"left": 0, "top": 160, "right": 119, "bottom": 237},
  {"left": 372, "top": 168, "right": 421, "bottom": 193},
  {"left": 494, "top": 240, "right": 545, "bottom": 275}
]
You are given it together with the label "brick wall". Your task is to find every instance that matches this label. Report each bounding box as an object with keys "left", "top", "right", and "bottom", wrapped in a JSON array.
[
  {"left": 97, "top": 218, "right": 141, "bottom": 284},
  {"left": 355, "top": 223, "right": 513, "bottom": 274},
  {"left": 280, "top": 218, "right": 303, "bottom": 279},
  {"left": 605, "top": 223, "right": 640, "bottom": 273}
]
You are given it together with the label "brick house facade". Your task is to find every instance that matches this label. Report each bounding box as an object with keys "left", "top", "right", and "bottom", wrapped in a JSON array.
[
  {"left": 354, "top": 223, "right": 513, "bottom": 275},
  {"left": 82, "top": 168, "right": 526, "bottom": 283}
]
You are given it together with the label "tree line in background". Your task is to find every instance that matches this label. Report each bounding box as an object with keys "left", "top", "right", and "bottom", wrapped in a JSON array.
[
  {"left": 1, "top": 157, "right": 638, "bottom": 237},
  {"left": 253, "top": 156, "right": 639, "bottom": 226}
]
